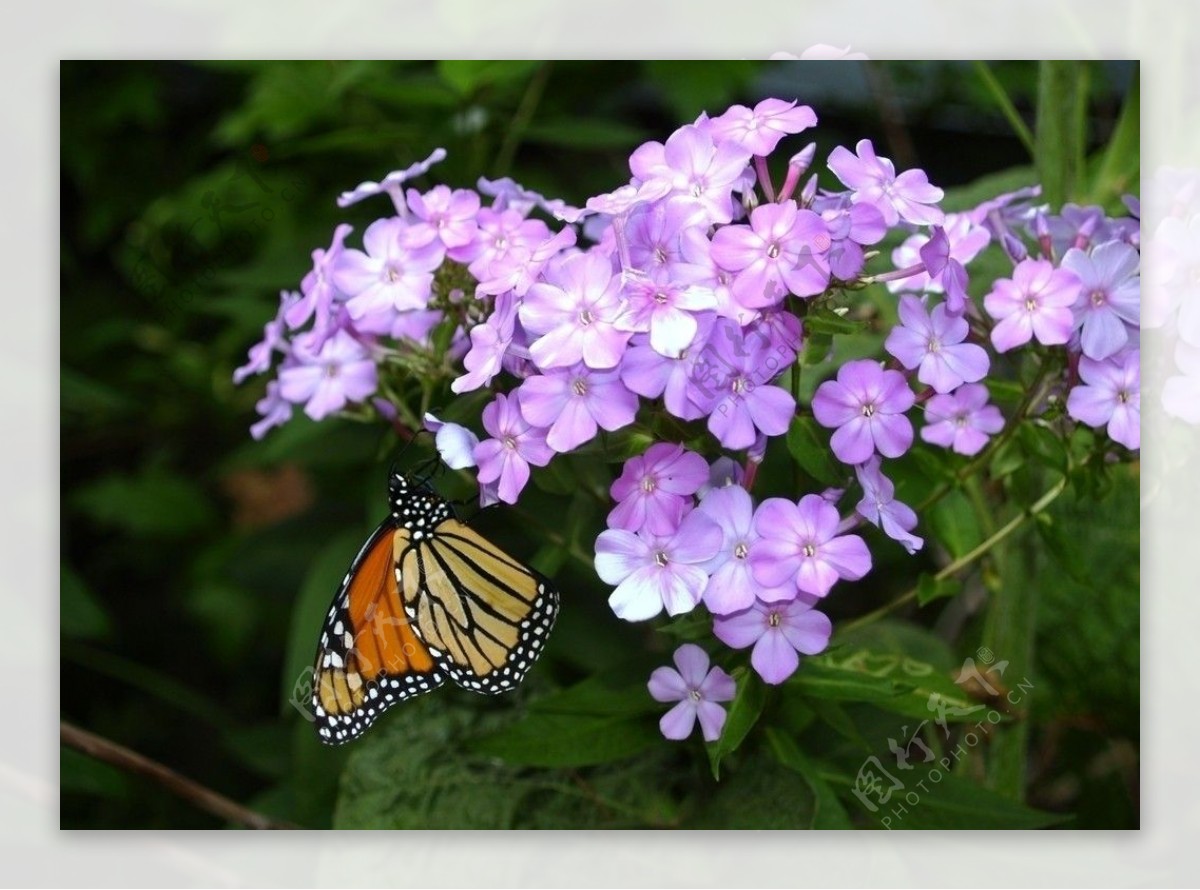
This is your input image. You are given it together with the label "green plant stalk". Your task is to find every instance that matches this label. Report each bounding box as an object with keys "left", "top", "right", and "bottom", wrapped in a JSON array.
[
  {"left": 973, "top": 62, "right": 1036, "bottom": 157},
  {"left": 837, "top": 473, "right": 1068, "bottom": 636}
]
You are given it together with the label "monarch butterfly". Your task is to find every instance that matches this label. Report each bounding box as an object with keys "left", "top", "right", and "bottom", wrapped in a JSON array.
[{"left": 311, "top": 469, "right": 559, "bottom": 744}]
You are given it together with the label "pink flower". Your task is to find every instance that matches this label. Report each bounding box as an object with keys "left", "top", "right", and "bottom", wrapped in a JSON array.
[
  {"left": 647, "top": 644, "right": 736, "bottom": 742},
  {"left": 713, "top": 597, "right": 832, "bottom": 685},
  {"left": 920, "top": 384, "right": 1005, "bottom": 456},
  {"left": 983, "top": 259, "right": 1080, "bottom": 352}
]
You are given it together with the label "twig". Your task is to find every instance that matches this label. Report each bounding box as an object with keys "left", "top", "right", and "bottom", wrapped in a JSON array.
[{"left": 60, "top": 721, "right": 298, "bottom": 830}]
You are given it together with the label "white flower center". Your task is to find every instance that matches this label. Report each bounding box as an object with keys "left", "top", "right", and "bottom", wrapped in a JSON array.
[
  {"left": 503, "top": 434, "right": 518, "bottom": 450},
  {"left": 641, "top": 476, "right": 657, "bottom": 493},
  {"left": 578, "top": 308, "right": 595, "bottom": 326},
  {"left": 733, "top": 541, "right": 749, "bottom": 560},
  {"left": 654, "top": 550, "right": 670, "bottom": 567},
  {"left": 571, "top": 378, "right": 588, "bottom": 397},
  {"left": 1090, "top": 289, "right": 1107, "bottom": 307},
  {"left": 768, "top": 611, "right": 782, "bottom": 628},
  {"left": 861, "top": 402, "right": 877, "bottom": 418},
  {"left": 802, "top": 543, "right": 816, "bottom": 558}
]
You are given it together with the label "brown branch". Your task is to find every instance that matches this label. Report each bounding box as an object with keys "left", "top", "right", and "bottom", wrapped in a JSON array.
[{"left": 61, "top": 721, "right": 298, "bottom": 830}]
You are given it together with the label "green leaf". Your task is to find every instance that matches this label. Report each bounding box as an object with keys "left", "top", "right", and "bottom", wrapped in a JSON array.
[
  {"left": 915, "top": 572, "right": 962, "bottom": 606},
  {"left": 791, "top": 648, "right": 987, "bottom": 724},
  {"left": 60, "top": 747, "right": 129, "bottom": 799},
  {"left": 707, "top": 669, "right": 767, "bottom": 780},
  {"left": 927, "top": 489, "right": 983, "bottom": 559},
  {"left": 786, "top": 416, "right": 844, "bottom": 487},
  {"left": 840, "top": 761, "right": 1068, "bottom": 829},
  {"left": 800, "top": 331, "right": 833, "bottom": 367},
  {"left": 71, "top": 466, "right": 217, "bottom": 538},
  {"left": 1035, "top": 61, "right": 1090, "bottom": 205},
  {"left": 469, "top": 711, "right": 660, "bottom": 768},
  {"left": 523, "top": 119, "right": 648, "bottom": 150},
  {"left": 436, "top": 60, "right": 542, "bottom": 96},
  {"left": 530, "top": 662, "right": 662, "bottom": 718},
  {"left": 1090, "top": 68, "right": 1139, "bottom": 204},
  {"left": 60, "top": 565, "right": 112, "bottom": 641},
  {"left": 1017, "top": 422, "right": 1068, "bottom": 474},
  {"left": 803, "top": 309, "right": 866, "bottom": 336},
  {"left": 766, "top": 729, "right": 854, "bottom": 829}
]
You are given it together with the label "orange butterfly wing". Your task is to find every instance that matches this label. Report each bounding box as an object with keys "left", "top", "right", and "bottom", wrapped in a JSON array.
[{"left": 311, "top": 521, "right": 443, "bottom": 744}]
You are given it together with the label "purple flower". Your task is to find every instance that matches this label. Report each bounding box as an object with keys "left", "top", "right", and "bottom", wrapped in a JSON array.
[
  {"left": 697, "top": 456, "right": 745, "bottom": 498},
  {"left": 623, "top": 198, "right": 703, "bottom": 283},
  {"left": 250, "top": 380, "right": 292, "bottom": 440},
  {"left": 405, "top": 185, "right": 481, "bottom": 249},
  {"left": 476, "top": 226, "right": 577, "bottom": 299},
  {"left": 615, "top": 276, "right": 717, "bottom": 357},
  {"left": 709, "top": 200, "right": 832, "bottom": 309},
  {"left": 477, "top": 175, "right": 584, "bottom": 222},
  {"left": 920, "top": 383, "right": 1004, "bottom": 456},
  {"left": 595, "top": 509, "right": 723, "bottom": 620},
  {"left": 918, "top": 227, "right": 970, "bottom": 314},
  {"left": 811, "top": 359, "right": 915, "bottom": 464},
  {"left": 516, "top": 364, "right": 639, "bottom": 453},
  {"left": 647, "top": 644, "right": 736, "bottom": 742},
  {"left": 629, "top": 125, "right": 752, "bottom": 225},
  {"left": 234, "top": 290, "right": 298, "bottom": 384},
  {"left": 749, "top": 495, "right": 872, "bottom": 598},
  {"left": 1067, "top": 350, "right": 1140, "bottom": 450},
  {"left": 473, "top": 393, "right": 555, "bottom": 504},
  {"left": 277, "top": 329, "right": 378, "bottom": 421},
  {"left": 453, "top": 208, "right": 551, "bottom": 283},
  {"left": 884, "top": 296, "right": 990, "bottom": 394},
  {"left": 983, "top": 259, "right": 1080, "bottom": 353},
  {"left": 693, "top": 322, "right": 797, "bottom": 451},
  {"left": 821, "top": 202, "right": 887, "bottom": 281},
  {"left": 451, "top": 291, "right": 517, "bottom": 394},
  {"left": 619, "top": 314, "right": 715, "bottom": 421},
  {"left": 707, "top": 98, "right": 818, "bottom": 156},
  {"left": 697, "top": 485, "right": 793, "bottom": 614},
  {"left": 609, "top": 443, "right": 709, "bottom": 536},
  {"left": 521, "top": 252, "right": 629, "bottom": 369},
  {"left": 333, "top": 218, "right": 444, "bottom": 319},
  {"left": 886, "top": 214, "right": 989, "bottom": 295},
  {"left": 827, "top": 139, "right": 944, "bottom": 227},
  {"left": 286, "top": 224, "right": 353, "bottom": 334},
  {"left": 423, "top": 413, "right": 479, "bottom": 470},
  {"left": 854, "top": 456, "right": 923, "bottom": 554},
  {"left": 336, "top": 148, "right": 447, "bottom": 211},
  {"left": 1060, "top": 241, "right": 1141, "bottom": 361},
  {"left": 712, "top": 598, "right": 832, "bottom": 685}
]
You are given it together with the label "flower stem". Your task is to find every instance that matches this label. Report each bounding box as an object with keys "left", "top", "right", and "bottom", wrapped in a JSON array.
[
  {"left": 837, "top": 473, "right": 1068, "bottom": 636},
  {"left": 973, "top": 61, "right": 1036, "bottom": 158}
]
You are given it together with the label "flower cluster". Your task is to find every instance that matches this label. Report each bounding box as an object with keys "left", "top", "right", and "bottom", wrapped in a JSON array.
[{"left": 236, "top": 95, "right": 1140, "bottom": 744}]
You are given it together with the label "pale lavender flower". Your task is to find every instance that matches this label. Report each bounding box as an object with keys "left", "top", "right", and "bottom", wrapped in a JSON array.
[
  {"left": 918, "top": 226, "right": 970, "bottom": 313},
  {"left": 647, "top": 644, "right": 736, "bottom": 742},
  {"left": 477, "top": 175, "right": 585, "bottom": 222},
  {"left": 623, "top": 198, "right": 705, "bottom": 283},
  {"left": 336, "top": 148, "right": 447, "bottom": 212},
  {"left": 250, "top": 380, "right": 292, "bottom": 440},
  {"left": 422, "top": 413, "right": 479, "bottom": 470},
  {"left": 712, "top": 597, "right": 832, "bottom": 685},
  {"left": 854, "top": 456, "right": 923, "bottom": 554},
  {"left": 885, "top": 296, "right": 990, "bottom": 393},
  {"left": 452, "top": 208, "right": 552, "bottom": 282},
  {"left": 451, "top": 292, "right": 517, "bottom": 394},
  {"left": 1060, "top": 241, "right": 1141, "bottom": 360},
  {"left": 595, "top": 509, "right": 723, "bottom": 620},
  {"left": 707, "top": 98, "right": 817, "bottom": 157},
  {"left": 629, "top": 124, "right": 752, "bottom": 225},
  {"left": 709, "top": 200, "right": 832, "bottom": 310},
  {"left": 693, "top": 322, "right": 797, "bottom": 451},
  {"left": 285, "top": 224, "right": 353, "bottom": 334},
  {"left": 983, "top": 259, "right": 1080, "bottom": 353},
  {"left": 520, "top": 252, "right": 629, "bottom": 369},
  {"left": 473, "top": 393, "right": 554, "bottom": 504},
  {"left": 476, "top": 226, "right": 578, "bottom": 299},
  {"left": 405, "top": 185, "right": 481, "bottom": 249},
  {"left": 827, "top": 138, "right": 944, "bottom": 227},
  {"left": 277, "top": 329, "right": 378, "bottom": 421},
  {"left": 616, "top": 276, "right": 717, "bottom": 357},
  {"left": 516, "top": 364, "right": 639, "bottom": 453},
  {"left": 811, "top": 359, "right": 915, "bottom": 464},
  {"left": 609, "top": 443, "right": 709, "bottom": 536},
  {"left": 750, "top": 495, "right": 872, "bottom": 598},
  {"left": 333, "top": 218, "right": 444, "bottom": 319},
  {"left": 234, "top": 290, "right": 298, "bottom": 384},
  {"left": 697, "top": 485, "right": 793, "bottom": 614},
  {"left": 920, "top": 383, "right": 1004, "bottom": 456},
  {"left": 619, "top": 315, "right": 715, "bottom": 421},
  {"left": 886, "top": 214, "right": 989, "bottom": 297},
  {"left": 1067, "top": 350, "right": 1140, "bottom": 450}
]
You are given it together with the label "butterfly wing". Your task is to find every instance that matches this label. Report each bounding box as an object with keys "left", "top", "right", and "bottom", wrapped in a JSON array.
[
  {"left": 312, "top": 520, "right": 444, "bottom": 745},
  {"left": 398, "top": 518, "right": 559, "bottom": 695}
]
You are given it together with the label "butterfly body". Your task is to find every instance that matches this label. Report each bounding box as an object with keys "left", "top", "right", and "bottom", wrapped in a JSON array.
[{"left": 312, "top": 471, "right": 559, "bottom": 745}]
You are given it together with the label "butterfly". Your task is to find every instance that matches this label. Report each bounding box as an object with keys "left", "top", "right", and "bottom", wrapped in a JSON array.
[{"left": 311, "top": 468, "right": 559, "bottom": 744}]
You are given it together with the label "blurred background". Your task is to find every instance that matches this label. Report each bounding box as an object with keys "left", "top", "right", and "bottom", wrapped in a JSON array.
[{"left": 60, "top": 60, "right": 1138, "bottom": 829}]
